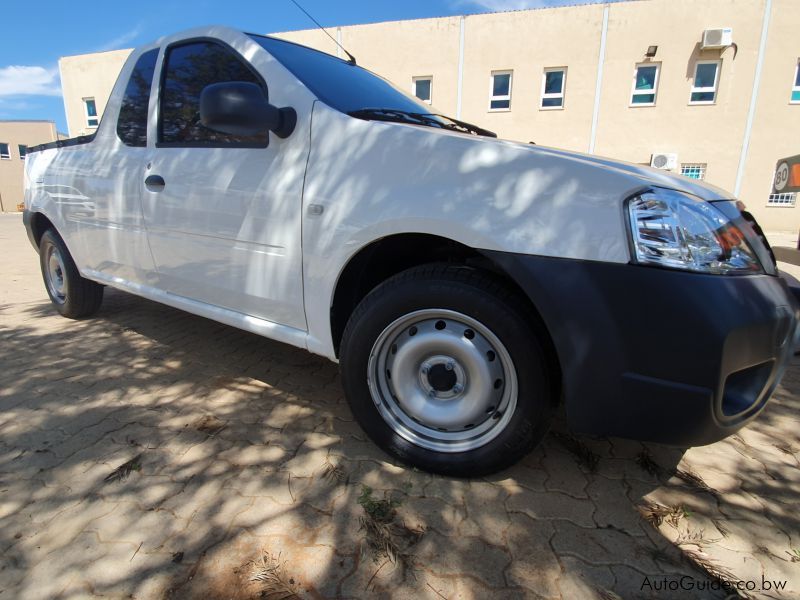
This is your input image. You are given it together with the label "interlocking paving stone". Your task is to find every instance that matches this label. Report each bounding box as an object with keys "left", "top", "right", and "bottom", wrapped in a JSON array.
[{"left": 0, "top": 214, "right": 798, "bottom": 598}]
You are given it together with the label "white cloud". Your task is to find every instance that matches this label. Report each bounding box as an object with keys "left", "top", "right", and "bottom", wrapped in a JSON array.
[
  {"left": 454, "top": 0, "right": 617, "bottom": 11},
  {"left": 455, "top": 0, "right": 563, "bottom": 10},
  {"left": 95, "top": 25, "right": 143, "bottom": 52},
  {"left": 0, "top": 65, "right": 61, "bottom": 97}
]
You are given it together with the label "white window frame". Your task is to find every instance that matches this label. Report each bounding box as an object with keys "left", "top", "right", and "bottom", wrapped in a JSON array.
[
  {"left": 0, "top": 142, "right": 9, "bottom": 160},
  {"left": 680, "top": 163, "right": 707, "bottom": 180},
  {"left": 629, "top": 62, "right": 660, "bottom": 107},
  {"left": 689, "top": 60, "right": 721, "bottom": 105},
  {"left": 767, "top": 192, "right": 796, "bottom": 207},
  {"left": 540, "top": 67, "right": 567, "bottom": 110},
  {"left": 489, "top": 70, "right": 513, "bottom": 112},
  {"left": 83, "top": 97, "right": 99, "bottom": 128},
  {"left": 412, "top": 76, "right": 433, "bottom": 105},
  {"left": 791, "top": 59, "right": 800, "bottom": 105}
]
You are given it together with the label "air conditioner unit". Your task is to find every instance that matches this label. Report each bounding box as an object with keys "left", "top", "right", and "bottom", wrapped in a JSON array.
[
  {"left": 702, "top": 28, "right": 733, "bottom": 49},
  {"left": 650, "top": 153, "right": 678, "bottom": 170}
]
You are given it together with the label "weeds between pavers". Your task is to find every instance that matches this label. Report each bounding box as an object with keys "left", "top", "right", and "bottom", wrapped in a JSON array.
[
  {"left": 635, "top": 450, "right": 664, "bottom": 477},
  {"left": 357, "top": 484, "right": 424, "bottom": 568},
  {"left": 550, "top": 431, "right": 600, "bottom": 472},
  {"left": 638, "top": 499, "right": 749, "bottom": 598},
  {"left": 636, "top": 500, "right": 691, "bottom": 529},
  {"left": 103, "top": 454, "right": 143, "bottom": 483},
  {"left": 247, "top": 551, "right": 302, "bottom": 599},
  {"left": 320, "top": 454, "right": 349, "bottom": 485}
]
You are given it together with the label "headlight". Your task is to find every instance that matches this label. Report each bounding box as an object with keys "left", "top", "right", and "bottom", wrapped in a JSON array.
[{"left": 628, "top": 189, "right": 762, "bottom": 274}]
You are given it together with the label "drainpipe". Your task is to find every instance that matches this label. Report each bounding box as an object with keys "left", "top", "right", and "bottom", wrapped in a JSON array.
[
  {"left": 588, "top": 4, "right": 610, "bottom": 154},
  {"left": 734, "top": 0, "right": 772, "bottom": 198},
  {"left": 456, "top": 16, "right": 465, "bottom": 119}
]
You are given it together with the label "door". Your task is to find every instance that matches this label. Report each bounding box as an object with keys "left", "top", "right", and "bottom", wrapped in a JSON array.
[
  {"left": 57, "top": 48, "right": 160, "bottom": 285},
  {"left": 142, "top": 40, "right": 306, "bottom": 331}
]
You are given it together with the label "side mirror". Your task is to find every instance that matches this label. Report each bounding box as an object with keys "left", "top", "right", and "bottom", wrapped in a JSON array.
[{"left": 199, "top": 81, "right": 296, "bottom": 139}]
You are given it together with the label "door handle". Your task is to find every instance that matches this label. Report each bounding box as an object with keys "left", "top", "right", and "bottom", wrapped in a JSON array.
[{"left": 145, "top": 175, "right": 166, "bottom": 190}]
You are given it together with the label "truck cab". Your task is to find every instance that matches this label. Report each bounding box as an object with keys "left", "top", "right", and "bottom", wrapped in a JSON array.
[{"left": 23, "top": 26, "right": 799, "bottom": 476}]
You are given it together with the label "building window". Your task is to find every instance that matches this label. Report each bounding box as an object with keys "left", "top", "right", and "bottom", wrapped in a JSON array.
[
  {"left": 791, "top": 59, "right": 800, "bottom": 104},
  {"left": 0, "top": 143, "right": 9, "bottom": 159},
  {"left": 489, "top": 71, "right": 512, "bottom": 111},
  {"left": 18, "top": 144, "right": 27, "bottom": 159},
  {"left": 631, "top": 63, "right": 660, "bottom": 106},
  {"left": 680, "top": 163, "right": 706, "bottom": 180},
  {"left": 84, "top": 98, "right": 99, "bottom": 127},
  {"left": 767, "top": 192, "right": 796, "bottom": 207},
  {"left": 690, "top": 60, "right": 721, "bottom": 104},
  {"left": 540, "top": 68, "right": 566, "bottom": 109},
  {"left": 412, "top": 76, "right": 432, "bottom": 104}
]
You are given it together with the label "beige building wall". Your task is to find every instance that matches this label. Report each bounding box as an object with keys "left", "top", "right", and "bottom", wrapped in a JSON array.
[
  {"left": 593, "top": 0, "right": 764, "bottom": 190},
  {"left": 59, "top": 49, "right": 131, "bottom": 138},
  {"left": 0, "top": 121, "right": 58, "bottom": 212},
  {"left": 58, "top": 0, "right": 800, "bottom": 232},
  {"left": 738, "top": 0, "right": 800, "bottom": 231},
  {"left": 458, "top": 5, "right": 605, "bottom": 150}
]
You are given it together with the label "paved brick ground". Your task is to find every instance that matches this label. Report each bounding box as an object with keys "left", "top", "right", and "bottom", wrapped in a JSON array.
[{"left": 0, "top": 213, "right": 798, "bottom": 599}]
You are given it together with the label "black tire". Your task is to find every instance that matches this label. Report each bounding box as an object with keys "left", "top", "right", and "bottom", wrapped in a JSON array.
[
  {"left": 340, "top": 264, "right": 556, "bottom": 477},
  {"left": 39, "top": 228, "right": 104, "bottom": 319}
]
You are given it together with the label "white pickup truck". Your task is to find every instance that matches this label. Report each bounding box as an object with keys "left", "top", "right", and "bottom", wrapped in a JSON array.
[{"left": 23, "top": 26, "right": 799, "bottom": 476}]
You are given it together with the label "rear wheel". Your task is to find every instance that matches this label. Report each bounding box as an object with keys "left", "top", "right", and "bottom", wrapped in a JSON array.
[
  {"left": 340, "top": 264, "right": 555, "bottom": 476},
  {"left": 39, "top": 229, "right": 103, "bottom": 318}
]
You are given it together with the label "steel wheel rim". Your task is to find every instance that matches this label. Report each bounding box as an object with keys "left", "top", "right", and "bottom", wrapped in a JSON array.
[
  {"left": 44, "top": 244, "right": 67, "bottom": 304},
  {"left": 368, "top": 309, "right": 518, "bottom": 453}
]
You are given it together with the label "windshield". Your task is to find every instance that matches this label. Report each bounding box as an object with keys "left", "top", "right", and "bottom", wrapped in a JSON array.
[{"left": 249, "top": 34, "right": 430, "bottom": 115}]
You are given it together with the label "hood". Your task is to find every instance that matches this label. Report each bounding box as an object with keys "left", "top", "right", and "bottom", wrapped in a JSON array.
[{"left": 497, "top": 138, "right": 732, "bottom": 202}]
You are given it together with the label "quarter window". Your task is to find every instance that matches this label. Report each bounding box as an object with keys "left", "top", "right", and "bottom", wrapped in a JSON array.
[
  {"left": 489, "top": 71, "right": 512, "bottom": 111},
  {"left": 690, "top": 61, "right": 721, "bottom": 104},
  {"left": 541, "top": 68, "right": 566, "bottom": 109},
  {"left": 791, "top": 59, "right": 800, "bottom": 104},
  {"left": 159, "top": 41, "right": 268, "bottom": 146},
  {"left": 413, "top": 76, "right": 432, "bottom": 104},
  {"left": 631, "top": 63, "right": 660, "bottom": 106},
  {"left": 117, "top": 49, "right": 158, "bottom": 147},
  {"left": 18, "top": 144, "right": 27, "bottom": 159},
  {"left": 680, "top": 163, "right": 706, "bottom": 180},
  {"left": 84, "top": 98, "right": 99, "bottom": 127},
  {"left": 0, "top": 143, "right": 9, "bottom": 159}
]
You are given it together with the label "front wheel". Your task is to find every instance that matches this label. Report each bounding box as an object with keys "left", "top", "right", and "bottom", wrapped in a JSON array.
[
  {"left": 39, "top": 229, "right": 104, "bottom": 319},
  {"left": 340, "top": 264, "right": 556, "bottom": 477}
]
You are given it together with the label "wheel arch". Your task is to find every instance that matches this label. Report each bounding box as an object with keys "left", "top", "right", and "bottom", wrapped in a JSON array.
[
  {"left": 329, "top": 232, "right": 562, "bottom": 397},
  {"left": 29, "top": 211, "right": 56, "bottom": 248}
]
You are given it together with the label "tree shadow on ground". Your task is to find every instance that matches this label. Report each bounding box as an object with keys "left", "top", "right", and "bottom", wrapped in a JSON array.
[{"left": 4, "top": 288, "right": 791, "bottom": 599}]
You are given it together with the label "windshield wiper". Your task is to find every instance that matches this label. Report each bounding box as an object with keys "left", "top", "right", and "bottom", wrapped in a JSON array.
[
  {"left": 347, "top": 108, "right": 496, "bottom": 138},
  {"left": 429, "top": 114, "right": 497, "bottom": 138}
]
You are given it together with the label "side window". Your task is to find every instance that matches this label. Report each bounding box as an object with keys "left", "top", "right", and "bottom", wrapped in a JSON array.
[
  {"left": 117, "top": 49, "right": 159, "bottom": 147},
  {"left": 412, "top": 76, "right": 432, "bottom": 104},
  {"left": 630, "top": 63, "right": 660, "bottom": 106},
  {"left": 541, "top": 68, "right": 566, "bottom": 109},
  {"left": 489, "top": 71, "right": 513, "bottom": 111},
  {"left": 83, "top": 98, "right": 99, "bottom": 128},
  {"left": 159, "top": 41, "right": 268, "bottom": 146},
  {"left": 690, "top": 60, "right": 721, "bottom": 104}
]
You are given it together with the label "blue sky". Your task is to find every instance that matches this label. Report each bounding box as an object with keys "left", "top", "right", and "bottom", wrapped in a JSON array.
[{"left": 0, "top": 0, "right": 607, "bottom": 133}]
